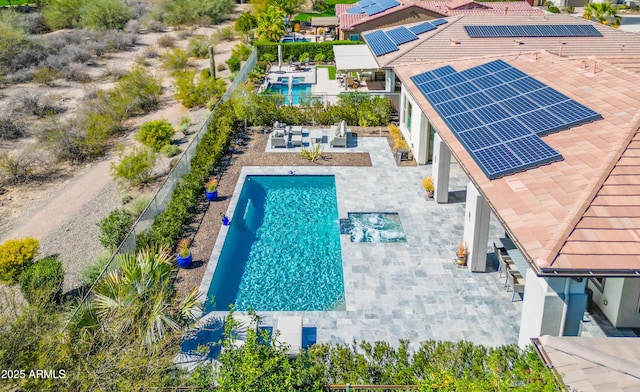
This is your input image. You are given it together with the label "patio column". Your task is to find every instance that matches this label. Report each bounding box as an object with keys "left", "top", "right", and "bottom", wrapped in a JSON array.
[
  {"left": 432, "top": 133, "right": 451, "bottom": 203},
  {"left": 463, "top": 181, "right": 490, "bottom": 272},
  {"left": 518, "top": 275, "right": 588, "bottom": 348}
]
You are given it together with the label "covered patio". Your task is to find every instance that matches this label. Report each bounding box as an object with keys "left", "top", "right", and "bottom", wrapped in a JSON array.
[{"left": 333, "top": 45, "right": 389, "bottom": 92}]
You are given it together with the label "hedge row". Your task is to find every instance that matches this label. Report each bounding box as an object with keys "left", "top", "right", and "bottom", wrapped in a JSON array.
[
  {"left": 255, "top": 40, "right": 363, "bottom": 63},
  {"left": 137, "top": 101, "right": 234, "bottom": 248}
]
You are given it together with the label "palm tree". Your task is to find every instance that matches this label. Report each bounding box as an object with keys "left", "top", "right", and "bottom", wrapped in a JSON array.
[
  {"left": 91, "top": 246, "right": 202, "bottom": 349},
  {"left": 255, "top": 6, "right": 286, "bottom": 42},
  {"left": 583, "top": 2, "right": 622, "bottom": 28}
]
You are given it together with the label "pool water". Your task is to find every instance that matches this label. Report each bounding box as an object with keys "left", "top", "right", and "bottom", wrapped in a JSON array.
[
  {"left": 276, "top": 76, "right": 305, "bottom": 84},
  {"left": 206, "top": 175, "right": 344, "bottom": 312},
  {"left": 346, "top": 213, "right": 407, "bottom": 243},
  {"left": 267, "top": 83, "right": 312, "bottom": 105}
]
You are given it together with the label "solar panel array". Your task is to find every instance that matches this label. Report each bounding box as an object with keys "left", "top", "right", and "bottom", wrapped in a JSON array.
[
  {"left": 364, "top": 19, "right": 448, "bottom": 56},
  {"left": 464, "top": 24, "right": 602, "bottom": 38},
  {"left": 410, "top": 59, "right": 602, "bottom": 179},
  {"left": 346, "top": 0, "right": 400, "bottom": 16}
]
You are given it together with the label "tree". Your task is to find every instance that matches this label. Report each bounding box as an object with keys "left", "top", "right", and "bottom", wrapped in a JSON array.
[
  {"left": 255, "top": 6, "right": 286, "bottom": 42},
  {"left": 583, "top": 2, "right": 622, "bottom": 27},
  {"left": 91, "top": 246, "right": 202, "bottom": 349},
  {"left": 272, "top": 0, "right": 305, "bottom": 18},
  {"left": 235, "top": 12, "right": 257, "bottom": 42}
]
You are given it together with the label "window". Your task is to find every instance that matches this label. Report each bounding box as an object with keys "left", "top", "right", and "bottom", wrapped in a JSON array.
[
  {"left": 403, "top": 97, "right": 412, "bottom": 129},
  {"left": 349, "top": 34, "right": 360, "bottom": 41}
]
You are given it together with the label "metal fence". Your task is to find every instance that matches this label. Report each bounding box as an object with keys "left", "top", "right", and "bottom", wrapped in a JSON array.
[{"left": 257, "top": 91, "right": 400, "bottom": 111}]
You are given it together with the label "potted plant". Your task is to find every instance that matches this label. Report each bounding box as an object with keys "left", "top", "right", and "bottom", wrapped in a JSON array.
[
  {"left": 422, "top": 176, "right": 434, "bottom": 199},
  {"left": 176, "top": 239, "right": 192, "bottom": 268},
  {"left": 205, "top": 178, "right": 218, "bottom": 201},
  {"left": 456, "top": 242, "right": 468, "bottom": 266}
]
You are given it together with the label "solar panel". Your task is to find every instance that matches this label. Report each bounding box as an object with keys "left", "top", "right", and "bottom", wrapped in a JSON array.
[
  {"left": 363, "top": 3, "right": 384, "bottom": 15},
  {"left": 359, "top": 0, "right": 375, "bottom": 6},
  {"left": 412, "top": 61, "right": 603, "bottom": 179},
  {"left": 386, "top": 27, "right": 418, "bottom": 45},
  {"left": 458, "top": 127, "right": 500, "bottom": 150},
  {"left": 377, "top": 0, "right": 400, "bottom": 8},
  {"left": 409, "top": 22, "right": 436, "bottom": 35},
  {"left": 347, "top": 5, "right": 363, "bottom": 14},
  {"left": 431, "top": 19, "right": 447, "bottom": 26},
  {"left": 465, "top": 24, "right": 603, "bottom": 38},
  {"left": 363, "top": 30, "right": 398, "bottom": 56}
]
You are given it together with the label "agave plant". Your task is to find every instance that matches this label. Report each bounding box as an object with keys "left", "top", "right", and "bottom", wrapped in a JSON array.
[{"left": 91, "top": 246, "right": 202, "bottom": 349}]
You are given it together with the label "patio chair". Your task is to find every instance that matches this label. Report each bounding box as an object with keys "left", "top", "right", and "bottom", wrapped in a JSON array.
[
  {"left": 506, "top": 269, "right": 525, "bottom": 301},
  {"left": 277, "top": 316, "right": 302, "bottom": 357},
  {"left": 270, "top": 127, "right": 288, "bottom": 148},
  {"left": 330, "top": 120, "right": 349, "bottom": 147}
]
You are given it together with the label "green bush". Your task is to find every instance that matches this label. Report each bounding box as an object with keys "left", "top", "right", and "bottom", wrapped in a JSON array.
[
  {"left": 231, "top": 43, "right": 252, "bottom": 61},
  {"left": 162, "top": 48, "right": 190, "bottom": 72},
  {"left": 161, "top": 0, "right": 235, "bottom": 26},
  {"left": 160, "top": 144, "right": 181, "bottom": 157},
  {"left": 111, "top": 67, "right": 163, "bottom": 116},
  {"left": 187, "top": 36, "right": 211, "bottom": 58},
  {"left": 226, "top": 56, "right": 240, "bottom": 72},
  {"left": 128, "top": 194, "right": 151, "bottom": 217},
  {"left": 43, "top": 0, "right": 84, "bottom": 30},
  {"left": 0, "top": 21, "right": 31, "bottom": 72},
  {"left": 97, "top": 208, "right": 134, "bottom": 250},
  {"left": 78, "top": 0, "right": 131, "bottom": 30},
  {"left": 135, "top": 120, "right": 175, "bottom": 151},
  {"left": 256, "top": 41, "right": 362, "bottom": 64},
  {"left": 79, "top": 253, "right": 111, "bottom": 286},
  {"left": 0, "top": 237, "right": 39, "bottom": 284},
  {"left": 19, "top": 256, "right": 64, "bottom": 305},
  {"left": 111, "top": 146, "right": 156, "bottom": 187},
  {"left": 174, "top": 70, "right": 226, "bottom": 108}
]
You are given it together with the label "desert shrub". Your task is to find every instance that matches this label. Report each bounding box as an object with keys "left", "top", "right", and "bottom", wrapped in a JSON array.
[
  {"left": 124, "top": 19, "right": 141, "bottom": 34},
  {"left": 174, "top": 70, "right": 226, "bottom": 108},
  {"left": 187, "top": 36, "right": 211, "bottom": 58},
  {"left": 61, "top": 62, "right": 92, "bottom": 82},
  {"left": 135, "top": 119, "right": 175, "bottom": 151},
  {"left": 78, "top": 0, "right": 132, "bottom": 30},
  {"left": 129, "top": 194, "right": 151, "bottom": 217},
  {"left": 104, "top": 30, "right": 138, "bottom": 51},
  {"left": 17, "top": 91, "right": 65, "bottom": 117},
  {"left": 213, "top": 25, "right": 235, "bottom": 41},
  {"left": 42, "top": 46, "right": 93, "bottom": 70},
  {"left": 0, "top": 117, "right": 27, "bottom": 140},
  {"left": 110, "top": 67, "right": 162, "bottom": 116},
  {"left": 31, "top": 67, "right": 60, "bottom": 86},
  {"left": 160, "top": 144, "right": 181, "bottom": 157},
  {"left": 97, "top": 208, "right": 134, "bottom": 250},
  {"left": 147, "top": 19, "right": 166, "bottom": 32},
  {"left": 5, "top": 68, "right": 34, "bottom": 84},
  {"left": 157, "top": 34, "right": 175, "bottom": 48},
  {"left": 0, "top": 9, "right": 48, "bottom": 35},
  {"left": 0, "top": 21, "right": 31, "bottom": 72},
  {"left": 19, "top": 256, "right": 64, "bottom": 306},
  {"left": 226, "top": 56, "right": 240, "bottom": 72},
  {"left": 162, "top": 48, "right": 189, "bottom": 72},
  {"left": 231, "top": 43, "right": 252, "bottom": 61},
  {"left": 143, "top": 45, "right": 160, "bottom": 58},
  {"left": 79, "top": 253, "right": 111, "bottom": 286},
  {"left": 0, "top": 237, "right": 39, "bottom": 284},
  {"left": 38, "top": 118, "right": 87, "bottom": 162},
  {"left": 234, "top": 12, "right": 256, "bottom": 36},
  {"left": 161, "top": 0, "right": 235, "bottom": 26},
  {"left": 111, "top": 145, "right": 156, "bottom": 187},
  {"left": 0, "top": 151, "right": 34, "bottom": 184},
  {"left": 42, "top": 0, "right": 84, "bottom": 30},
  {"left": 216, "top": 63, "right": 226, "bottom": 72},
  {"left": 6, "top": 43, "right": 49, "bottom": 73}
]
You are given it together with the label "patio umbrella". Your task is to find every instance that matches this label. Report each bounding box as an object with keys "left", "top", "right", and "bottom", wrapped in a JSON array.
[
  {"left": 288, "top": 75, "right": 293, "bottom": 106},
  {"left": 278, "top": 45, "right": 283, "bottom": 69}
]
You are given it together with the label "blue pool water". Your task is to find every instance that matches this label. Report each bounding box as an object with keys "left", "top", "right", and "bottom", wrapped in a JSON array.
[
  {"left": 345, "top": 213, "right": 407, "bottom": 243},
  {"left": 276, "top": 76, "right": 305, "bottom": 84},
  {"left": 205, "top": 175, "right": 344, "bottom": 312},
  {"left": 281, "top": 37, "right": 311, "bottom": 43},
  {"left": 267, "top": 83, "right": 312, "bottom": 105}
]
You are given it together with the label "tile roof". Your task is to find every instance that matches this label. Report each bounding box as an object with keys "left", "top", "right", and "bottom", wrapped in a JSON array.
[
  {"left": 533, "top": 336, "right": 640, "bottom": 391},
  {"left": 394, "top": 52, "right": 640, "bottom": 274},
  {"left": 335, "top": 0, "right": 540, "bottom": 31},
  {"left": 378, "top": 15, "right": 640, "bottom": 72}
]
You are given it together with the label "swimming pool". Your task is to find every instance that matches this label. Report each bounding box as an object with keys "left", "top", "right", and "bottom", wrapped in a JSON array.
[
  {"left": 267, "top": 83, "right": 312, "bottom": 105},
  {"left": 205, "top": 175, "right": 344, "bottom": 312},
  {"left": 276, "top": 76, "right": 305, "bottom": 84}
]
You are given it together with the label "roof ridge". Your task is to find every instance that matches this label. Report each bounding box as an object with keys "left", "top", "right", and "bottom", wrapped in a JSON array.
[
  {"left": 541, "top": 336, "right": 640, "bottom": 379},
  {"left": 543, "top": 70, "right": 640, "bottom": 268}
]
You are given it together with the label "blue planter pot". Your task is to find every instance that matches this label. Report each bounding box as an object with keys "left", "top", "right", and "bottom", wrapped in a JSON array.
[
  {"left": 177, "top": 253, "right": 193, "bottom": 268},
  {"left": 205, "top": 189, "right": 218, "bottom": 201}
]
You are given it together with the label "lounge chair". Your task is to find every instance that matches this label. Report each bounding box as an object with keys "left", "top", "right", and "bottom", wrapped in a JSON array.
[
  {"left": 507, "top": 269, "right": 525, "bottom": 302},
  {"left": 277, "top": 316, "right": 302, "bottom": 357},
  {"left": 330, "top": 120, "right": 349, "bottom": 147}
]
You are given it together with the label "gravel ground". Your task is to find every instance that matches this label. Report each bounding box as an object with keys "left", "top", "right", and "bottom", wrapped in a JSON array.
[{"left": 174, "top": 126, "right": 413, "bottom": 300}]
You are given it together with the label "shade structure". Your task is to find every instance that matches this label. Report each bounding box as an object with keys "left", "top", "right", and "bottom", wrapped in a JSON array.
[
  {"left": 311, "top": 16, "right": 338, "bottom": 26},
  {"left": 333, "top": 44, "right": 380, "bottom": 71}
]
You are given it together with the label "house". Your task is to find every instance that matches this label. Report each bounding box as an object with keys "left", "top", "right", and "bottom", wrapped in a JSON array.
[
  {"left": 335, "top": 0, "right": 542, "bottom": 41},
  {"left": 383, "top": 15, "right": 640, "bottom": 346}
]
